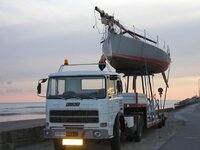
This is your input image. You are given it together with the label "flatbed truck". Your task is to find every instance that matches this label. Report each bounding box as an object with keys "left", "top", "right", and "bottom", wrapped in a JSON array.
[{"left": 37, "top": 60, "right": 166, "bottom": 150}]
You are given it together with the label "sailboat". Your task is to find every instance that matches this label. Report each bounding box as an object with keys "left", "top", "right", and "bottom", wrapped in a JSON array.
[{"left": 95, "top": 6, "right": 171, "bottom": 76}]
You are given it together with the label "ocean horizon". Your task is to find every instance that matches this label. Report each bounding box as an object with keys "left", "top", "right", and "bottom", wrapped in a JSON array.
[
  {"left": 0, "top": 102, "right": 45, "bottom": 122},
  {"left": 0, "top": 100, "right": 180, "bottom": 123}
]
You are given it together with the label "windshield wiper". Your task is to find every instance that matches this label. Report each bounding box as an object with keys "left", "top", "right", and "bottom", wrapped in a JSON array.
[
  {"left": 47, "top": 95, "right": 66, "bottom": 99},
  {"left": 62, "top": 92, "right": 83, "bottom": 100},
  {"left": 61, "top": 91, "right": 98, "bottom": 100},
  {"left": 79, "top": 94, "right": 97, "bottom": 100}
]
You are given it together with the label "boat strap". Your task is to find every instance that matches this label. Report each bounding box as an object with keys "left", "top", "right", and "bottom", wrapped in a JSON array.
[{"left": 161, "top": 71, "right": 169, "bottom": 88}]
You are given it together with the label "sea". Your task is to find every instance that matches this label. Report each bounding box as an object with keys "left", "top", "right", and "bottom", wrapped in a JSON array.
[
  {"left": 0, "top": 102, "right": 45, "bottom": 123},
  {"left": 0, "top": 100, "right": 180, "bottom": 123}
]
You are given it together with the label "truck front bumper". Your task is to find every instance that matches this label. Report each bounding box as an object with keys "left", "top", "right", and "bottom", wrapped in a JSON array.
[{"left": 44, "top": 128, "right": 111, "bottom": 139}]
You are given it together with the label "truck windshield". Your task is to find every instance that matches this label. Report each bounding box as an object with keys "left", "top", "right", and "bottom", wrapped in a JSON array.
[{"left": 47, "top": 76, "right": 106, "bottom": 99}]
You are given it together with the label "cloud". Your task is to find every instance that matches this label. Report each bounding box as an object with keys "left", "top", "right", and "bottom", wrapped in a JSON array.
[
  {"left": 0, "top": 0, "right": 75, "bottom": 26},
  {"left": 1, "top": 80, "right": 36, "bottom": 95},
  {"left": 6, "top": 81, "right": 12, "bottom": 85},
  {"left": 0, "top": 30, "right": 102, "bottom": 83},
  {"left": 0, "top": 0, "right": 94, "bottom": 45},
  {"left": 1, "top": 0, "right": 199, "bottom": 45},
  {"left": 0, "top": 0, "right": 200, "bottom": 101},
  {"left": 6, "top": 89, "right": 23, "bottom": 94}
]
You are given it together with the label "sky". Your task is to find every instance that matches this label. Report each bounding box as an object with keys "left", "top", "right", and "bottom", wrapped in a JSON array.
[{"left": 0, "top": 0, "right": 200, "bottom": 102}]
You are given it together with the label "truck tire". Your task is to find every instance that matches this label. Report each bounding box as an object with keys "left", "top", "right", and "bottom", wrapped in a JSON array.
[
  {"left": 158, "top": 122, "right": 162, "bottom": 128},
  {"left": 162, "top": 116, "right": 166, "bottom": 127},
  {"left": 134, "top": 116, "right": 143, "bottom": 142},
  {"left": 53, "top": 139, "right": 65, "bottom": 150},
  {"left": 158, "top": 114, "right": 166, "bottom": 128},
  {"left": 162, "top": 118, "right": 166, "bottom": 126},
  {"left": 110, "top": 118, "right": 121, "bottom": 150}
]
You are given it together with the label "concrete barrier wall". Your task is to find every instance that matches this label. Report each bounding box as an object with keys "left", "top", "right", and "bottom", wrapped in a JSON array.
[
  {"left": 175, "top": 100, "right": 200, "bottom": 109},
  {"left": 0, "top": 126, "right": 45, "bottom": 150}
]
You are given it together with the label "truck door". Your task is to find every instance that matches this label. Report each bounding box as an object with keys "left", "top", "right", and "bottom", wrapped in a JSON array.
[{"left": 107, "top": 77, "right": 121, "bottom": 125}]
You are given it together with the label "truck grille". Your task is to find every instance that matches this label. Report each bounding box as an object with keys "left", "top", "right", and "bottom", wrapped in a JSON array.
[{"left": 49, "top": 110, "right": 99, "bottom": 123}]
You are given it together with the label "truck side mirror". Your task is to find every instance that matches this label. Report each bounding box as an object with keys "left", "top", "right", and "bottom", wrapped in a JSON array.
[
  {"left": 37, "top": 83, "right": 41, "bottom": 94},
  {"left": 37, "top": 78, "right": 47, "bottom": 97},
  {"left": 41, "top": 78, "right": 47, "bottom": 83}
]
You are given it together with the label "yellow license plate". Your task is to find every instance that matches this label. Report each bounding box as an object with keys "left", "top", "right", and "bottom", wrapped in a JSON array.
[{"left": 62, "top": 139, "right": 83, "bottom": 146}]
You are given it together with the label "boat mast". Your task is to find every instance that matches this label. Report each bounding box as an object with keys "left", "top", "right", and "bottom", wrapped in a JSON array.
[{"left": 95, "top": 6, "right": 157, "bottom": 44}]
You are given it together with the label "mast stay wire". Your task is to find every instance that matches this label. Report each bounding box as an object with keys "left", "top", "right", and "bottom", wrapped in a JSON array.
[{"left": 93, "top": 9, "right": 106, "bottom": 35}]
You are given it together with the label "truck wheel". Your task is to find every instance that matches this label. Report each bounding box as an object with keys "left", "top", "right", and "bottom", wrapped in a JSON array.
[
  {"left": 53, "top": 139, "right": 65, "bottom": 150},
  {"left": 134, "top": 116, "right": 143, "bottom": 142},
  {"left": 162, "top": 118, "right": 166, "bottom": 126},
  {"left": 110, "top": 118, "right": 121, "bottom": 150},
  {"left": 158, "top": 122, "right": 162, "bottom": 128},
  {"left": 162, "top": 116, "right": 166, "bottom": 127},
  {"left": 158, "top": 114, "right": 166, "bottom": 128}
]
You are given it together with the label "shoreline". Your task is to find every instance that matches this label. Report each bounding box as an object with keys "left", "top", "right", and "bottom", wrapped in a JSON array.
[{"left": 0, "top": 100, "right": 180, "bottom": 124}]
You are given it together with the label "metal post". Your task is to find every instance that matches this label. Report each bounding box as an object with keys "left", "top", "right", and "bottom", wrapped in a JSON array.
[
  {"left": 133, "top": 25, "right": 135, "bottom": 37},
  {"left": 126, "top": 76, "right": 129, "bottom": 93},
  {"left": 144, "top": 76, "right": 148, "bottom": 97},
  {"left": 141, "top": 75, "right": 145, "bottom": 94},
  {"left": 167, "top": 45, "right": 170, "bottom": 58},
  {"left": 163, "top": 41, "right": 166, "bottom": 50},
  {"left": 148, "top": 75, "right": 153, "bottom": 100},
  {"left": 157, "top": 35, "right": 159, "bottom": 47},
  {"left": 198, "top": 79, "right": 200, "bottom": 97},
  {"left": 133, "top": 75, "right": 137, "bottom": 93},
  {"left": 159, "top": 94, "right": 162, "bottom": 110}
]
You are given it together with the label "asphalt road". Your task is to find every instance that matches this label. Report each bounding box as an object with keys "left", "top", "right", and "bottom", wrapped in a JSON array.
[
  {"left": 158, "top": 103, "right": 200, "bottom": 150},
  {"left": 17, "top": 103, "right": 200, "bottom": 150}
]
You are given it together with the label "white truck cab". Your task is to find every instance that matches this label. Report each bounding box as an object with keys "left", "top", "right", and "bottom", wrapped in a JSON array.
[{"left": 37, "top": 60, "right": 165, "bottom": 150}]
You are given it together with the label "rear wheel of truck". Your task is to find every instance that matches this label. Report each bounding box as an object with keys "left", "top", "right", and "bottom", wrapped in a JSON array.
[
  {"left": 162, "top": 115, "right": 166, "bottom": 127},
  {"left": 53, "top": 139, "right": 65, "bottom": 150},
  {"left": 134, "top": 116, "right": 143, "bottom": 142},
  {"left": 110, "top": 118, "right": 121, "bottom": 150},
  {"left": 158, "top": 114, "right": 166, "bottom": 128}
]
